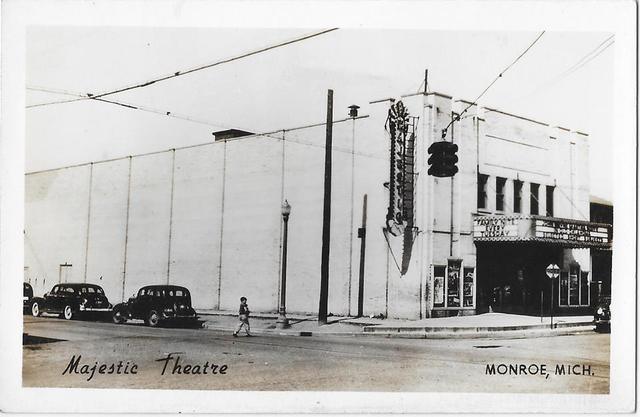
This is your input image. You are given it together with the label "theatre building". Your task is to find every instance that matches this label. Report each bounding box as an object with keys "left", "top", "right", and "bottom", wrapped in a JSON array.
[{"left": 24, "top": 90, "right": 612, "bottom": 319}]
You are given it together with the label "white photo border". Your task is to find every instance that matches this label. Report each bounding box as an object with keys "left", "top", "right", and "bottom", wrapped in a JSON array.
[{"left": 1, "top": 0, "right": 636, "bottom": 413}]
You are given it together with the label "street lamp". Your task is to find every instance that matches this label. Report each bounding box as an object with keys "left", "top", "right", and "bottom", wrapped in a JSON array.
[{"left": 276, "top": 200, "right": 291, "bottom": 329}]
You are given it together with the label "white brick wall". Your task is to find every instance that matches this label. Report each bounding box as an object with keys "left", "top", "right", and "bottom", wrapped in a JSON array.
[{"left": 24, "top": 91, "right": 592, "bottom": 318}]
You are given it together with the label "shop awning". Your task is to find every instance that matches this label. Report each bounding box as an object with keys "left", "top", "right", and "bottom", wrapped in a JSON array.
[{"left": 472, "top": 214, "right": 612, "bottom": 249}]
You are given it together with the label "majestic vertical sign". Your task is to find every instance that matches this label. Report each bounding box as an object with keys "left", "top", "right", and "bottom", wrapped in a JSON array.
[
  {"left": 385, "top": 100, "right": 417, "bottom": 275},
  {"left": 386, "top": 100, "right": 409, "bottom": 237}
]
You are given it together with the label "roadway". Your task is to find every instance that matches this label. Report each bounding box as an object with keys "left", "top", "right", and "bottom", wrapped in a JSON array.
[{"left": 23, "top": 315, "right": 609, "bottom": 393}]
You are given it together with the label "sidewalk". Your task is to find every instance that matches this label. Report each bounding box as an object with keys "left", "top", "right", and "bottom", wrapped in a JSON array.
[{"left": 198, "top": 310, "right": 595, "bottom": 339}]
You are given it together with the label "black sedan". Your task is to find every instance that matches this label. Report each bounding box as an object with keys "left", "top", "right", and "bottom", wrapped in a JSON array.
[
  {"left": 594, "top": 296, "right": 611, "bottom": 333},
  {"left": 112, "top": 285, "right": 198, "bottom": 327},
  {"left": 31, "top": 283, "right": 113, "bottom": 320},
  {"left": 23, "top": 282, "right": 34, "bottom": 314}
]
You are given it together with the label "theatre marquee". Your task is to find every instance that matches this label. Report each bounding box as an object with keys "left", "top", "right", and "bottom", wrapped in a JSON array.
[{"left": 472, "top": 215, "right": 612, "bottom": 249}]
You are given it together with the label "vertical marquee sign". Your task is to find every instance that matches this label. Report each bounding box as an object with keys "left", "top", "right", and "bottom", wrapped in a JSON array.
[
  {"left": 385, "top": 100, "right": 417, "bottom": 275},
  {"left": 386, "top": 100, "right": 410, "bottom": 237}
]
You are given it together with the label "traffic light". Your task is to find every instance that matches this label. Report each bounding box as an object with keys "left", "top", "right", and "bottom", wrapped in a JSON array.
[{"left": 428, "top": 141, "right": 459, "bottom": 177}]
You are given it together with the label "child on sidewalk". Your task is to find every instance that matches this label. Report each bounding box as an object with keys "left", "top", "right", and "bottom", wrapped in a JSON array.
[{"left": 233, "top": 296, "right": 252, "bottom": 337}]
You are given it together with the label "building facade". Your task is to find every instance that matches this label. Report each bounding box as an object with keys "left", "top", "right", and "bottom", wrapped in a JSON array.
[
  {"left": 590, "top": 196, "right": 613, "bottom": 300},
  {"left": 24, "top": 91, "right": 612, "bottom": 319}
]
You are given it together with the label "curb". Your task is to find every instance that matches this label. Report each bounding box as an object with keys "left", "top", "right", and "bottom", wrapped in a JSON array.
[
  {"left": 362, "top": 326, "right": 596, "bottom": 339},
  {"left": 198, "top": 311, "right": 318, "bottom": 321},
  {"left": 362, "top": 321, "right": 595, "bottom": 334},
  {"left": 202, "top": 325, "right": 355, "bottom": 337},
  {"left": 202, "top": 323, "right": 596, "bottom": 339}
]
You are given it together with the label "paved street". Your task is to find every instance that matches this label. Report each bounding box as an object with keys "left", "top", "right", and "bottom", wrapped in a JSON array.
[{"left": 23, "top": 315, "right": 609, "bottom": 393}]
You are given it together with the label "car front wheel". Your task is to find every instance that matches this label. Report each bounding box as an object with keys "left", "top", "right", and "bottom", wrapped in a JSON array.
[
  {"left": 31, "top": 302, "right": 40, "bottom": 317},
  {"left": 146, "top": 310, "right": 160, "bottom": 327},
  {"left": 112, "top": 310, "right": 126, "bottom": 324},
  {"left": 62, "top": 305, "right": 74, "bottom": 320}
]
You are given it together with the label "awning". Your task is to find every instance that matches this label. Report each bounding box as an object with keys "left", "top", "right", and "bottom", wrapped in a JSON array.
[{"left": 472, "top": 214, "right": 612, "bottom": 249}]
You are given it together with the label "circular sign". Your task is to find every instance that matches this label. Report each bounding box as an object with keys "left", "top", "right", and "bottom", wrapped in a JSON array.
[{"left": 546, "top": 263, "right": 560, "bottom": 279}]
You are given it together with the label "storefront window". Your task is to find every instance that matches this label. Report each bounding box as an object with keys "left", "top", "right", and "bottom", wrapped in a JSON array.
[
  {"left": 447, "top": 259, "right": 461, "bottom": 307},
  {"left": 433, "top": 266, "right": 445, "bottom": 308},
  {"left": 559, "top": 265, "right": 590, "bottom": 307},
  {"left": 559, "top": 271, "right": 569, "bottom": 305},
  {"left": 463, "top": 267, "right": 475, "bottom": 307},
  {"left": 569, "top": 270, "right": 579, "bottom": 305},
  {"left": 580, "top": 271, "right": 590, "bottom": 305}
]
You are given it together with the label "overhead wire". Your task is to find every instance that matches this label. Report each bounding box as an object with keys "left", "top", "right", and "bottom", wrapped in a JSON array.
[
  {"left": 505, "top": 34, "right": 615, "bottom": 105},
  {"left": 27, "top": 28, "right": 339, "bottom": 108},
  {"left": 382, "top": 229, "right": 403, "bottom": 274},
  {"left": 27, "top": 85, "right": 240, "bottom": 130},
  {"left": 555, "top": 185, "right": 589, "bottom": 221},
  {"left": 441, "top": 30, "right": 546, "bottom": 139},
  {"left": 473, "top": 32, "right": 607, "bottom": 224},
  {"left": 559, "top": 34, "right": 614, "bottom": 77},
  {"left": 26, "top": 85, "right": 387, "bottom": 162},
  {"left": 564, "top": 39, "right": 614, "bottom": 77},
  {"left": 27, "top": 97, "right": 86, "bottom": 109}
]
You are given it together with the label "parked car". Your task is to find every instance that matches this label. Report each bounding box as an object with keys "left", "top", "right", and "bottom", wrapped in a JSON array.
[
  {"left": 112, "top": 285, "right": 198, "bottom": 327},
  {"left": 31, "top": 283, "right": 113, "bottom": 320},
  {"left": 594, "top": 295, "right": 611, "bottom": 333},
  {"left": 23, "top": 282, "right": 34, "bottom": 314}
]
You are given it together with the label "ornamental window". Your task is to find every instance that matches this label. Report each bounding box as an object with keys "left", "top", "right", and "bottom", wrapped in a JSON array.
[
  {"left": 477, "top": 174, "right": 488, "bottom": 210},
  {"left": 513, "top": 180, "right": 523, "bottom": 213},
  {"left": 530, "top": 183, "right": 540, "bottom": 215},
  {"left": 496, "top": 177, "right": 506, "bottom": 212}
]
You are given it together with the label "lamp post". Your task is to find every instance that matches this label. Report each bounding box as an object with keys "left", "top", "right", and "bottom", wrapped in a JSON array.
[{"left": 276, "top": 200, "right": 291, "bottom": 329}]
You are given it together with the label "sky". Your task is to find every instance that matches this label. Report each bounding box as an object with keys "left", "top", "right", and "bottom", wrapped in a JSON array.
[{"left": 26, "top": 27, "right": 614, "bottom": 201}]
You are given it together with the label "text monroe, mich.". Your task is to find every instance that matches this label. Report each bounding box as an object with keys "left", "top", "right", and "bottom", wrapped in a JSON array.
[{"left": 485, "top": 363, "right": 594, "bottom": 377}]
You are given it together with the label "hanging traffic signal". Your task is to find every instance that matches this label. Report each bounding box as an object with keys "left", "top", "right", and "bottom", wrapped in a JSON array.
[{"left": 428, "top": 141, "right": 459, "bottom": 177}]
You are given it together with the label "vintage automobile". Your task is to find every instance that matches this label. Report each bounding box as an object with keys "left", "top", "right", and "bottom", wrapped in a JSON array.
[
  {"left": 23, "top": 282, "right": 34, "bottom": 314},
  {"left": 112, "top": 285, "right": 198, "bottom": 327},
  {"left": 31, "top": 283, "right": 113, "bottom": 320},
  {"left": 594, "top": 295, "right": 611, "bottom": 333}
]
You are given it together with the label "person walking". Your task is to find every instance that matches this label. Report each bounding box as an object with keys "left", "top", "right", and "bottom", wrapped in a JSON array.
[{"left": 233, "top": 296, "right": 252, "bottom": 337}]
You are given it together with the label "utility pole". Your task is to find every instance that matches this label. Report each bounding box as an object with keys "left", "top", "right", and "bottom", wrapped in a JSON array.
[
  {"left": 357, "top": 194, "right": 368, "bottom": 317},
  {"left": 424, "top": 69, "right": 428, "bottom": 95},
  {"left": 449, "top": 112, "right": 455, "bottom": 257},
  {"left": 319, "top": 89, "right": 333, "bottom": 324}
]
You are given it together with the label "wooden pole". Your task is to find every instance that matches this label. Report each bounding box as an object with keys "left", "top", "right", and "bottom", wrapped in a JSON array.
[
  {"left": 277, "top": 212, "right": 290, "bottom": 329},
  {"left": 550, "top": 277, "right": 554, "bottom": 329},
  {"left": 357, "top": 194, "right": 368, "bottom": 317},
  {"left": 424, "top": 69, "right": 428, "bottom": 94},
  {"left": 319, "top": 89, "right": 333, "bottom": 324}
]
